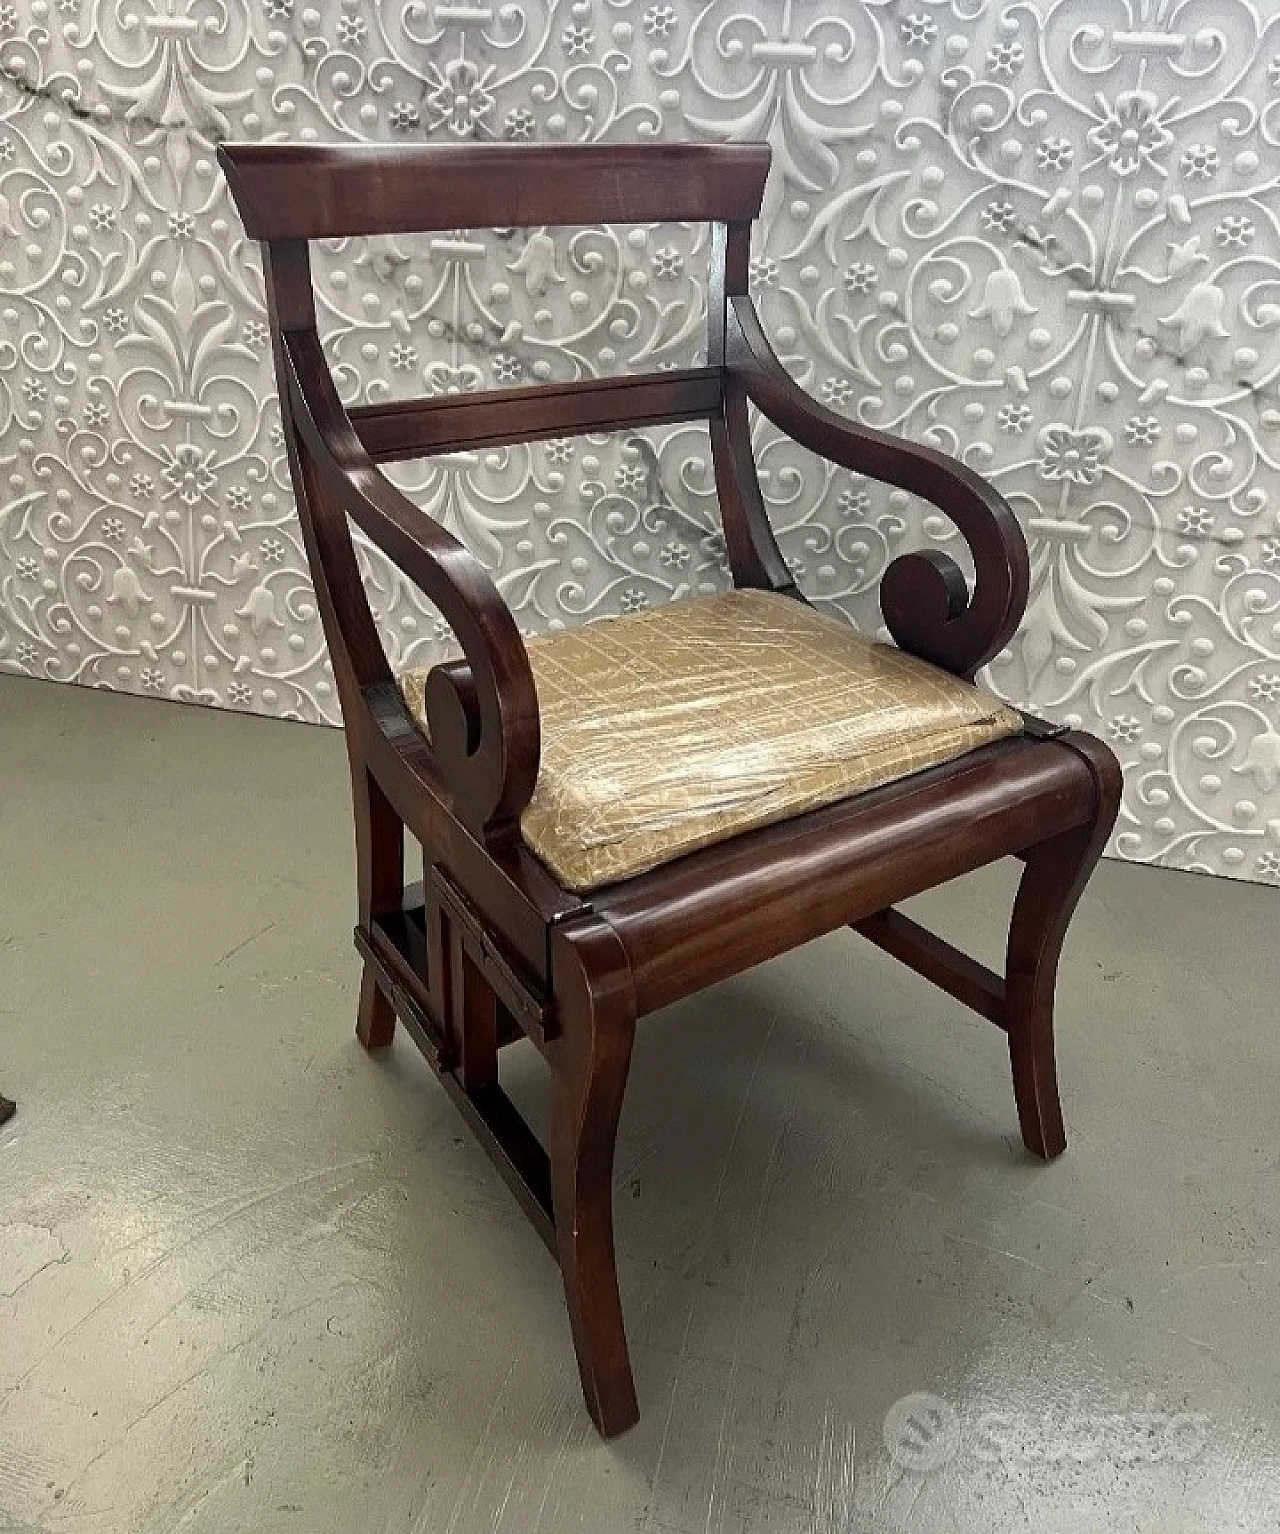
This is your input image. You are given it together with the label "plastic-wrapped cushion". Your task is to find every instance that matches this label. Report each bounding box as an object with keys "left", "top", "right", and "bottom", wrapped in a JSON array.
[{"left": 400, "top": 590, "right": 1022, "bottom": 892}]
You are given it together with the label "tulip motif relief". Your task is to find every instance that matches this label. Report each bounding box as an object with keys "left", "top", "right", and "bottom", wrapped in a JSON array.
[{"left": 0, "top": 0, "right": 1278, "bottom": 884}]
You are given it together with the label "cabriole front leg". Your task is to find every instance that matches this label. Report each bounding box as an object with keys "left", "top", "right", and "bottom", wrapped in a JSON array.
[
  {"left": 549, "top": 919, "right": 639, "bottom": 1438},
  {"left": 1005, "top": 736, "right": 1123, "bottom": 1159}
]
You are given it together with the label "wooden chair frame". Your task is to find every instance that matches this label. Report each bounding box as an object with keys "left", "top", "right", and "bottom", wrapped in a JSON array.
[{"left": 219, "top": 142, "right": 1122, "bottom": 1438}]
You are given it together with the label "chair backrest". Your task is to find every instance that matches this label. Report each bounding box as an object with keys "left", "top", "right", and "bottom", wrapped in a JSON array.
[
  {"left": 218, "top": 142, "right": 1026, "bottom": 843},
  {"left": 219, "top": 142, "right": 773, "bottom": 462},
  {"left": 217, "top": 140, "right": 793, "bottom": 841}
]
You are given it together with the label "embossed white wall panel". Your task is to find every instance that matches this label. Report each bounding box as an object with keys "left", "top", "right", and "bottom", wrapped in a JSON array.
[{"left": 2, "top": 1, "right": 1280, "bottom": 883}]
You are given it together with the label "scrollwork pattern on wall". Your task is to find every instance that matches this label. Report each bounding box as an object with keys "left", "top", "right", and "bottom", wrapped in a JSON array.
[{"left": 2, "top": 0, "right": 1279, "bottom": 883}]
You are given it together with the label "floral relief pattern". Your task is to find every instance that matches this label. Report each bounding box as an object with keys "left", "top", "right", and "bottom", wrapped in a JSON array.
[{"left": 2, "top": 0, "right": 1280, "bottom": 884}]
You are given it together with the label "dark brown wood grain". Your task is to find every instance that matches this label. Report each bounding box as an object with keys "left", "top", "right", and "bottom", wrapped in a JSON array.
[
  {"left": 350, "top": 369, "right": 725, "bottom": 462},
  {"left": 220, "top": 141, "right": 773, "bottom": 241},
  {"left": 592, "top": 735, "right": 1099, "bottom": 1015},
  {"left": 219, "top": 138, "right": 1123, "bottom": 1441},
  {"left": 854, "top": 907, "right": 1007, "bottom": 1027}
]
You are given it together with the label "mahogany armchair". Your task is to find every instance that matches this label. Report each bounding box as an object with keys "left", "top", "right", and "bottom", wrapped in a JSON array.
[{"left": 219, "top": 142, "right": 1121, "bottom": 1438}]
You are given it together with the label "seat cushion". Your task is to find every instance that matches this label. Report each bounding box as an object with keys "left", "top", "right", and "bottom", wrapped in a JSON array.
[{"left": 401, "top": 590, "right": 1021, "bottom": 892}]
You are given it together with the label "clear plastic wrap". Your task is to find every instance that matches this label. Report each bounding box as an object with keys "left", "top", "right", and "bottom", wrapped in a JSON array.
[{"left": 403, "top": 590, "right": 1021, "bottom": 891}]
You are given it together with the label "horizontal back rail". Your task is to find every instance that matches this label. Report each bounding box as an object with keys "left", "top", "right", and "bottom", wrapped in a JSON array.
[
  {"left": 349, "top": 368, "right": 723, "bottom": 462},
  {"left": 219, "top": 142, "right": 771, "bottom": 241}
]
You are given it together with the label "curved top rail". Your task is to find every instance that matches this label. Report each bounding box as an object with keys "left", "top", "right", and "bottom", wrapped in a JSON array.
[{"left": 218, "top": 141, "right": 772, "bottom": 242}]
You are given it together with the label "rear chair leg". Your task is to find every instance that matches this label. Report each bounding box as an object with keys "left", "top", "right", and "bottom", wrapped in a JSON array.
[
  {"left": 549, "top": 921, "right": 639, "bottom": 1438},
  {"left": 1005, "top": 736, "right": 1122, "bottom": 1159},
  {"left": 353, "top": 763, "right": 404, "bottom": 1051},
  {"left": 357, "top": 966, "right": 396, "bottom": 1052}
]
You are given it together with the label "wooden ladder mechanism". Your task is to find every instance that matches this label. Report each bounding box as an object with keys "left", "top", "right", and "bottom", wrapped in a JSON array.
[{"left": 354, "top": 874, "right": 558, "bottom": 1253}]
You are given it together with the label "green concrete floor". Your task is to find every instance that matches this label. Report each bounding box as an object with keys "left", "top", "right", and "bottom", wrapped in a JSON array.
[{"left": 2, "top": 672, "right": 1278, "bottom": 1534}]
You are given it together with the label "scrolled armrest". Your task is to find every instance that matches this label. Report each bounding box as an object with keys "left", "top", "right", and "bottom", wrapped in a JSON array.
[
  {"left": 727, "top": 297, "right": 1029, "bottom": 678},
  {"left": 280, "top": 331, "right": 539, "bottom": 839}
]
